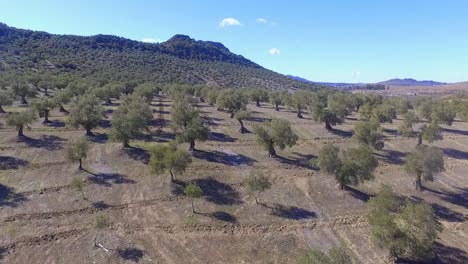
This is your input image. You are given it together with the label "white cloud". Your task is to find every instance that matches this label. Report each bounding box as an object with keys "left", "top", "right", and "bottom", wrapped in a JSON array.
[
  {"left": 141, "top": 38, "right": 161, "bottom": 43},
  {"left": 219, "top": 18, "right": 241, "bottom": 27},
  {"left": 256, "top": 18, "right": 268, "bottom": 24},
  {"left": 269, "top": 48, "right": 281, "bottom": 55},
  {"left": 351, "top": 71, "right": 361, "bottom": 77}
]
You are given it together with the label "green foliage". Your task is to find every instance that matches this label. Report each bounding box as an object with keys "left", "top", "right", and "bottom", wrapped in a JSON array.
[
  {"left": 253, "top": 119, "right": 298, "bottom": 157},
  {"left": 414, "top": 98, "right": 433, "bottom": 121},
  {"left": 95, "top": 214, "right": 109, "bottom": 229},
  {"left": 368, "top": 186, "right": 442, "bottom": 260},
  {"left": 398, "top": 111, "right": 418, "bottom": 137},
  {"left": 11, "top": 81, "right": 37, "bottom": 104},
  {"left": 66, "top": 136, "right": 89, "bottom": 165},
  {"left": 249, "top": 88, "right": 269, "bottom": 106},
  {"left": 387, "top": 97, "right": 412, "bottom": 115},
  {"left": 315, "top": 144, "right": 341, "bottom": 175},
  {"left": 31, "top": 97, "right": 57, "bottom": 123},
  {"left": 299, "top": 246, "right": 353, "bottom": 264},
  {"left": 357, "top": 103, "right": 373, "bottom": 121},
  {"left": 68, "top": 94, "right": 104, "bottom": 135},
  {"left": 310, "top": 91, "right": 345, "bottom": 129},
  {"left": 0, "top": 89, "right": 13, "bottom": 112},
  {"left": 420, "top": 123, "right": 442, "bottom": 144},
  {"left": 352, "top": 120, "right": 384, "bottom": 150},
  {"left": 184, "top": 183, "right": 203, "bottom": 198},
  {"left": 244, "top": 172, "right": 272, "bottom": 204},
  {"left": 53, "top": 87, "right": 74, "bottom": 109},
  {"left": 133, "top": 82, "right": 159, "bottom": 102},
  {"left": 431, "top": 101, "right": 456, "bottom": 126},
  {"left": 149, "top": 142, "right": 192, "bottom": 181},
  {"left": 71, "top": 177, "right": 85, "bottom": 198},
  {"left": 269, "top": 90, "right": 287, "bottom": 111},
  {"left": 453, "top": 98, "right": 468, "bottom": 121},
  {"left": 109, "top": 95, "right": 152, "bottom": 147},
  {"left": 5, "top": 109, "right": 37, "bottom": 137},
  {"left": 335, "top": 145, "right": 378, "bottom": 189},
  {"left": 290, "top": 90, "right": 312, "bottom": 117},
  {"left": 94, "top": 82, "right": 121, "bottom": 104},
  {"left": 216, "top": 89, "right": 248, "bottom": 115},
  {"left": 372, "top": 102, "right": 396, "bottom": 123},
  {"left": 404, "top": 145, "right": 444, "bottom": 190}
]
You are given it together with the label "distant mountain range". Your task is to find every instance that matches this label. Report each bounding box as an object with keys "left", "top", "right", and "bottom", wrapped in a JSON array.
[
  {"left": 287, "top": 75, "right": 447, "bottom": 89},
  {"left": 0, "top": 22, "right": 321, "bottom": 90}
]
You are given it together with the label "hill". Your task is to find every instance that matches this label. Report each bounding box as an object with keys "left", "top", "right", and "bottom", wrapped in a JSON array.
[
  {"left": 0, "top": 23, "right": 320, "bottom": 90},
  {"left": 378, "top": 78, "right": 445, "bottom": 86}
]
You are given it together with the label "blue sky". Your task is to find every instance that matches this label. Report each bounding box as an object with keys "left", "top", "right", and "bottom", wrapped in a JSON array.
[{"left": 1, "top": 0, "right": 467, "bottom": 83}]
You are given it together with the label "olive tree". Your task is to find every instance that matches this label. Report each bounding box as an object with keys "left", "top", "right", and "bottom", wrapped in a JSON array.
[
  {"left": 352, "top": 120, "right": 384, "bottom": 150},
  {"left": 310, "top": 92, "right": 348, "bottom": 130},
  {"left": 244, "top": 172, "right": 271, "bottom": 205},
  {"left": 314, "top": 144, "right": 341, "bottom": 175},
  {"left": 71, "top": 177, "right": 86, "bottom": 200},
  {"left": 253, "top": 119, "right": 298, "bottom": 158},
  {"left": 66, "top": 136, "right": 89, "bottom": 170},
  {"left": 133, "top": 82, "right": 159, "bottom": 103},
  {"left": 54, "top": 88, "right": 73, "bottom": 113},
  {"left": 184, "top": 183, "right": 203, "bottom": 213},
  {"left": 269, "top": 90, "right": 286, "bottom": 111},
  {"left": 5, "top": 110, "right": 37, "bottom": 138},
  {"left": 233, "top": 110, "right": 251, "bottom": 134},
  {"left": 249, "top": 88, "right": 269, "bottom": 107},
  {"left": 431, "top": 101, "right": 456, "bottom": 126},
  {"left": 109, "top": 95, "right": 152, "bottom": 148},
  {"left": 372, "top": 102, "right": 397, "bottom": 123},
  {"left": 289, "top": 90, "right": 311, "bottom": 118},
  {"left": 172, "top": 101, "right": 210, "bottom": 151},
  {"left": 68, "top": 94, "right": 105, "bottom": 136},
  {"left": 418, "top": 122, "right": 442, "bottom": 145},
  {"left": 149, "top": 143, "right": 192, "bottom": 182},
  {"left": 0, "top": 89, "right": 13, "bottom": 113},
  {"left": 216, "top": 89, "right": 248, "bottom": 118},
  {"left": 398, "top": 111, "right": 418, "bottom": 137},
  {"left": 404, "top": 145, "right": 444, "bottom": 191},
  {"left": 94, "top": 82, "right": 121, "bottom": 105},
  {"left": 368, "top": 186, "right": 442, "bottom": 261},
  {"left": 11, "top": 82, "right": 37, "bottom": 105},
  {"left": 31, "top": 97, "right": 57, "bottom": 123},
  {"left": 334, "top": 145, "right": 378, "bottom": 190}
]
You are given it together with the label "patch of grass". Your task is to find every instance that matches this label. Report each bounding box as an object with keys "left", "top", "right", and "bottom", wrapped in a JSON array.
[{"left": 96, "top": 213, "right": 109, "bottom": 229}]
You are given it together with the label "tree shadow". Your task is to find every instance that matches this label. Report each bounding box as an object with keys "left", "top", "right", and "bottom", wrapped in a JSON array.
[
  {"left": 345, "top": 186, "right": 374, "bottom": 202},
  {"left": 125, "top": 146, "right": 150, "bottom": 164},
  {"left": 381, "top": 149, "right": 407, "bottom": 165},
  {"left": 442, "top": 148, "right": 468, "bottom": 160},
  {"left": 153, "top": 131, "right": 176, "bottom": 142},
  {"left": 87, "top": 133, "right": 108, "bottom": 144},
  {"left": 277, "top": 155, "right": 315, "bottom": 170},
  {"left": 263, "top": 203, "right": 318, "bottom": 220},
  {"left": 85, "top": 171, "right": 136, "bottom": 187},
  {"left": 45, "top": 120, "right": 65, "bottom": 128},
  {"left": 209, "top": 132, "right": 237, "bottom": 142},
  {"left": 151, "top": 103, "right": 170, "bottom": 108},
  {"left": 193, "top": 177, "right": 242, "bottom": 205},
  {"left": 329, "top": 128, "right": 353, "bottom": 138},
  {"left": 98, "top": 119, "right": 112, "bottom": 129},
  {"left": 210, "top": 211, "right": 237, "bottom": 223},
  {"left": 193, "top": 150, "right": 255, "bottom": 166},
  {"left": 22, "top": 135, "right": 65, "bottom": 150},
  {"left": 430, "top": 203, "right": 466, "bottom": 222},
  {"left": 0, "top": 184, "right": 28, "bottom": 207},
  {"left": 148, "top": 118, "right": 170, "bottom": 128},
  {"left": 93, "top": 200, "right": 111, "bottom": 210},
  {"left": 424, "top": 187, "right": 468, "bottom": 209},
  {"left": 117, "top": 247, "right": 144, "bottom": 262},
  {"left": 152, "top": 109, "right": 170, "bottom": 115},
  {"left": 434, "top": 242, "right": 468, "bottom": 264},
  {"left": 245, "top": 116, "right": 272, "bottom": 123},
  {"left": 0, "top": 156, "right": 29, "bottom": 170},
  {"left": 104, "top": 109, "right": 114, "bottom": 115},
  {"left": 383, "top": 128, "right": 399, "bottom": 136},
  {"left": 442, "top": 127, "right": 468, "bottom": 136}
]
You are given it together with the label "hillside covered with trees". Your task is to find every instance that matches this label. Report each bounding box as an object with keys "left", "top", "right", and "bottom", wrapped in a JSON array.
[{"left": 0, "top": 22, "right": 320, "bottom": 90}]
